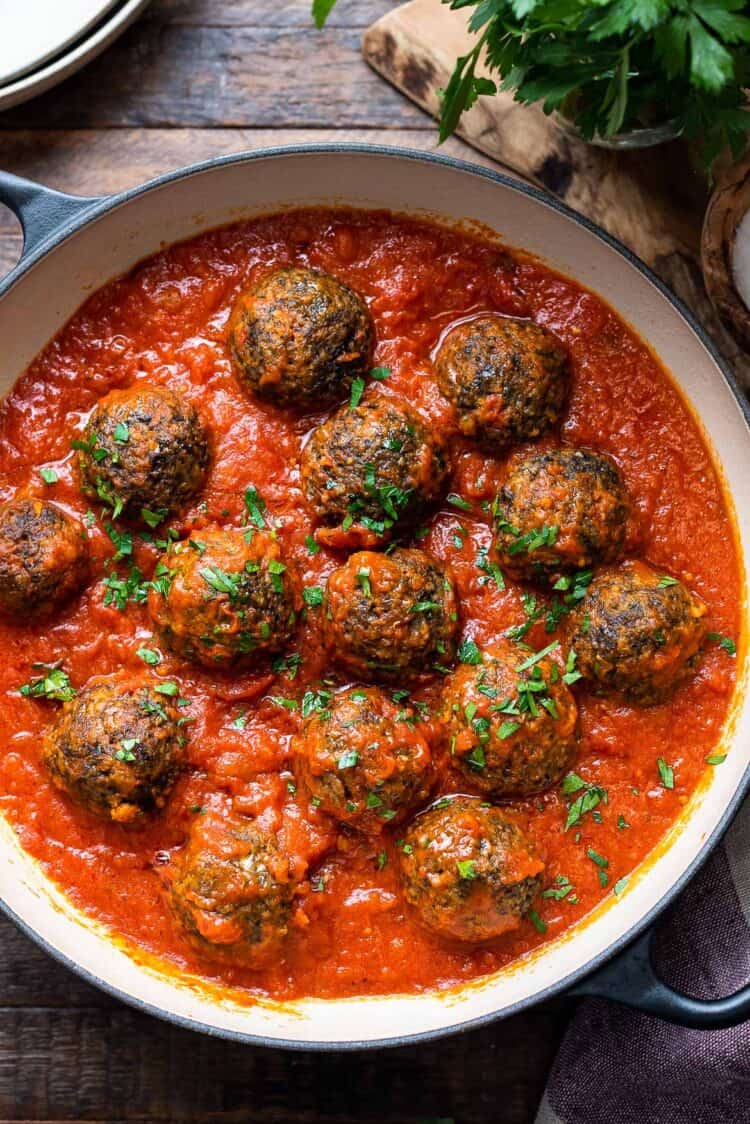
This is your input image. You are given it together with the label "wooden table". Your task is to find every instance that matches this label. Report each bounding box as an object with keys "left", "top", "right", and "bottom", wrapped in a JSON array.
[{"left": 0, "top": 2, "right": 577, "bottom": 1120}]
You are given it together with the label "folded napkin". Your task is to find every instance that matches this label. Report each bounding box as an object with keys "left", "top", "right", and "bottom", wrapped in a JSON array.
[{"left": 536, "top": 798, "right": 750, "bottom": 1124}]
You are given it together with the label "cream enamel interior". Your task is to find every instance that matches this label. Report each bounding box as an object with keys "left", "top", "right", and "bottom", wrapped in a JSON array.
[{"left": 1, "top": 149, "right": 749, "bottom": 1045}]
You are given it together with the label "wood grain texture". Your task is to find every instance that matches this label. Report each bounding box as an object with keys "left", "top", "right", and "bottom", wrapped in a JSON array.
[{"left": 363, "top": 0, "right": 750, "bottom": 389}]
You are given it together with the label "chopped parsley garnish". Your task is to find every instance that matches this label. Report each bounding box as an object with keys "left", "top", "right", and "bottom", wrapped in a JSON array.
[
  {"left": 113, "top": 422, "right": 130, "bottom": 444},
  {"left": 528, "top": 909, "right": 547, "bottom": 934},
  {"left": 141, "top": 507, "right": 167, "bottom": 529},
  {"left": 136, "top": 647, "right": 161, "bottom": 666},
  {"left": 657, "top": 757, "right": 675, "bottom": 789},
  {"left": 617, "top": 814, "right": 630, "bottom": 830},
  {"left": 613, "top": 876, "right": 629, "bottom": 897},
  {"left": 269, "top": 695, "right": 298, "bottom": 711},
  {"left": 154, "top": 681, "right": 179, "bottom": 697},
  {"left": 349, "top": 366, "right": 390, "bottom": 409},
  {"left": 411, "top": 600, "right": 440, "bottom": 613},
  {"left": 244, "top": 485, "right": 268, "bottom": 529},
  {"left": 707, "top": 631, "right": 737, "bottom": 656},
  {"left": 39, "top": 467, "right": 58, "bottom": 485},
  {"left": 476, "top": 549, "right": 505, "bottom": 590},
  {"left": 301, "top": 688, "right": 332, "bottom": 719},
  {"left": 499, "top": 519, "right": 559, "bottom": 557},
  {"left": 706, "top": 753, "right": 727, "bottom": 765},
  {"left": 230, "top": 710, "right": 248, "bottom": 731},
  {"left": 657, "top": 575, "right": 679, "bottom": 588},
  {"left": 376, "top": 851, "right": 388, "bottom": 871},
  {"left": 303, "top": 585, "right": 324, "bottom": 607},
  {"left": 456, "top": 859, "right": 477, "bottom": 880},
  {"left": 272, "top": 652, "right": 303, "bottom": 680},
  {"left": 515, "top": 640, "right": 559, "bottom": 673},
  {"left": 349, "top": 376, "right": 366, "bottom": 409},
  {"left": 356, "top": 567, "right": 372, "bottom": 597},
  {"left": 587, "top": 847, "right": 609, "bottom": 887},
  {"left": 305, "top": 533, "right": 319, "bottom": 555},
  {"left": 201, "top": 566, "right": 240, "bottom": 598},
  {"left": 446, "top": 493, "right": 472, "bottom": 512},
  {"left": 19, "top": 664, "right": 75, "bottom": 702},
  {"left": 562, "top": 649, "right": 582, "bottom": 686},
  {"left": 268, "top": 559, "right": 287, "bottom": 593},
  {"left": 338, "top": 749, "right": 359, "bottom": 770},
  {"left": 542, "top": 875, "right": 575, "bottom": 902},
  {"left": 105, "top": 523, "right": 133, "bottom": 562},
  {"left": 562, "top": 772, "right": 608, "bottom": 832},
  {"left": 458, "top": 638, "right": 482, "bottom": 665}
]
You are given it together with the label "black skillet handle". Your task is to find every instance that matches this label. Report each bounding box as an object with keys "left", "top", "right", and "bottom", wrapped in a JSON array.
[
  {"left": 0, "top": 171, "right": 103, "bottom": 265},
  {"left": 569, "top": 929, "right": 750, "bottom": 1029}
]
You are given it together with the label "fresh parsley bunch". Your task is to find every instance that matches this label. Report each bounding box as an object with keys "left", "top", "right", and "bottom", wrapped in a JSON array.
[
  {"left": 440, "top": 0, "right": 750, "bottom": 163},
  {"left": 313, "top": 0, "right": 750, "bottom": 165}
]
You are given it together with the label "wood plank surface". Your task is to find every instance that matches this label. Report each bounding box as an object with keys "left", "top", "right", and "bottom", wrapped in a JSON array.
[{"left": 0, "top": 3, "right": 572, "bottom": 1121}]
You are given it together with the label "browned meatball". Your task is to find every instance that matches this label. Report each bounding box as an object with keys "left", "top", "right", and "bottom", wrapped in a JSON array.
[
  {"left": 0, "top": 497, "right": 87, "bottom": 619},
  {"left": 168, "top": 811, "right": 296, "bottom": 963},
  {"left": 567, "top": 561, "right": 708, "bottom": 704},
  {"left": 300, "top": 397, "right": 449, "bottom": 549},
  {"left": 77, "top": 385, "right": 209, "bottom": 524},
  {"left": 148, "top": 527, "right": 300, "bottom": 669},
  {"left": 228, "top": 266, "right": 374, "bottom": 409},
  {"left": 42, "top": 677, "right": 185, "bottom": 823},
  {"left": 399, "top": 796, "right": 544, "bottom": 942},
  {"left": 494, "top": 446, "right": 631, "bottom": 583},
  {"left": 324, "top": 548, "right": 459, "bottom": 681},
  {"left": 442, "top": 639, "right": 578, "bottom": 798},
  {"left": 292, "top": 686, "right": 433, "bottom": 833},
  {"left": 434, "top": 315, "right": 569, "bottom": 449}
]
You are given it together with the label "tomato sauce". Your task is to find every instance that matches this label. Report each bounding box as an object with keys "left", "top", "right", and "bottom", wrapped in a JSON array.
[{"left": 0, "top": 208, "right": 740, "bottom": 1000}]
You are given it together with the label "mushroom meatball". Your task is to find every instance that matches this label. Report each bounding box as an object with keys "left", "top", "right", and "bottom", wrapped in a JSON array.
[
  {"left": 168, "top": 812, "right": 295, "bottom": 963},
  {"left": 494, "top": 446, "right": 631, "bottom": 583},
  {"left": 567, "top": 561, "right": 707, "bottom": 704},
  {"left": 77, "top": 385, "right": 209, "bottom": 524},
  {"left": 228, "top": 266, "right": 374, "bottom": 409},
  {"left": 0, "top": 497, "right": 87, "bottom": 619},
  {"left": 300, "top": 397, "right": 449, "bottom": 548},
  {"left": 324, "top": 548, "right": 459, "bottom": 681},
  {"left": 434, "top": 315, "right": 569, "bottom": 449},
  {"left": 442, "top": 639, "right": 578, "bottom": 798},
  {"left": 148, "top": 527, "right": 299, "bottom": 669},
  {"left": 293, "top": 686, "right": 433, "bottom": 833},
  {"left": 42, "top": 677, "right": 185, "bottom": 823},
  {"left": 399, "top": 796, "right": 544, "bottom": 942}
]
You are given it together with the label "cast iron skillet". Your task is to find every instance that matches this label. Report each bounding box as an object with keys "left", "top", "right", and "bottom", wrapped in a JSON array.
[{"left": 0, "top": 146, "right": 749, "bottom": 1043}]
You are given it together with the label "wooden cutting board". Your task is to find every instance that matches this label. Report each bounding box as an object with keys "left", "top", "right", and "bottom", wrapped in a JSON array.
[{"left": 362, "top": 0, "right": 749, "bottom": 387}]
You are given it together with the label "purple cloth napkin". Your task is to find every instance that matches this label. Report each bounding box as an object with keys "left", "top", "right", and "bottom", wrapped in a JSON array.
[{"left": 536, "top": 797, "right": 750, "bottom": 1124}]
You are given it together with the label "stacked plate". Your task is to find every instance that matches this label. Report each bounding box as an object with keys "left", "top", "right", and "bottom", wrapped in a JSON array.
[{"left": 0, "top": 0, "right": 151, "bottom": 111}]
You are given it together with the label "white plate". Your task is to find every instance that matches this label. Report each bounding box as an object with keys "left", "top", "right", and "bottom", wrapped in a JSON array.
[
  {"left": 0, "top": 0, "right": 120, "bottom": 85},
  {"left": 0, "top": 0, "right": 151, "bottom": 111}
]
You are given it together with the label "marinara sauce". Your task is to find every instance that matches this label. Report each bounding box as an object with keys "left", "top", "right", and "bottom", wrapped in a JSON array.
[{"left": 0, "top": 209, "right": 740, "bottom": 1000}]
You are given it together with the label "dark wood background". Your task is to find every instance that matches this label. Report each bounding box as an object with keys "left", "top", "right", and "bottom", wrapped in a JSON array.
[{"left": 0, "top": 2, "right": 574, "bottom": 1120}]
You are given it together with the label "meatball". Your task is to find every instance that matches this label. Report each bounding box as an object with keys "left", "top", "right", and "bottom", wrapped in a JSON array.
[
  {"left": 567, "top": 561, "right": 708, "bottom": 704},
  {"left": 494, "top": 446, "right": 631, "bottom": 583},
  {"left": 399, "top": 796, "right": 544, "bottom": 942},
  {"left": 293, "top": 686, "right": 433, "bottom": 833},
  {"left": 148, "top": 527, "right": 299, "bottom": 669},
  {"left": 300, "top": 397, "right": 449, "bottom": 548},
  {"left": 442, "top": 639, "right": 578, "bottom": 798},
  {"left": 434, "top": 315, "right": 568, "bottom": 449},
  {"left": 324, "top": 548, "right": 459, "bottom": 681},
  {"left": 168, "top": 812, "right": 295, "bottom": 963},
  {"left": 0, "top": 497, "right": 87, "bottom": 619},
  {"left": 228, "top": 266, "right": 374, "bottom": 409},
  {"left": 77, "top": 385, "right": 209, "bottom": 524},
  {"left": 42, "top": 677, "right": 185, "bottom": 823}
]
